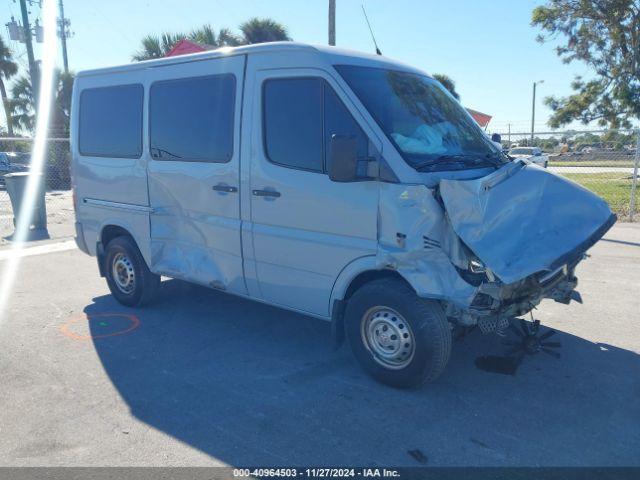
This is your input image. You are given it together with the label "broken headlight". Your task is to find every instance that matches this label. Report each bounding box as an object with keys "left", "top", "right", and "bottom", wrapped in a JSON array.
[
  {"left": 469, "top": 258, "right": 486, "bottom": 274},
  {"left": 458, "top": 256, "right": 496, "bottom": 286}
]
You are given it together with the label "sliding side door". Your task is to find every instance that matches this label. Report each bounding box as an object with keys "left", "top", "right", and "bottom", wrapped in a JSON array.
[{"left": 146, "top": 55, "right": 246, "bottom": 294}]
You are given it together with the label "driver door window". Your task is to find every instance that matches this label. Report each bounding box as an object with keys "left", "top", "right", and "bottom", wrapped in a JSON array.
[{"left": 262, "top": 77, "right": 369, "bottom": 174}]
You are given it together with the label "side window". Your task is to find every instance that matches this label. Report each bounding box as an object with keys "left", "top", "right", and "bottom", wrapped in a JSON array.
[
  {"left": 150, "top": 74, "right": 235, "bottom": 162},
  {"left": 263, "top": 78, "right": 323, "bottom": 171},
  {"left": 79, "top": 84, "right": 143, "bottom": 158},
  {"left": 323, "top": 84, "right": 369, "bottom": 166},
  {"left": 263, "top": 77, "right": 370, "bottom": 174}
]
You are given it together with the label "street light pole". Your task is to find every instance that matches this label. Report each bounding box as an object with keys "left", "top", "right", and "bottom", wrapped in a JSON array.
[{"left": 531, "top": 80, "right": 544, "bottom": 143}]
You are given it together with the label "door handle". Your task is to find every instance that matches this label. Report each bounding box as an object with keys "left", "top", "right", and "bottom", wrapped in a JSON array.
[
  {"left": 252, "top": 189, "right": 281, "bottom": 198},
  {"left": 212, "top": 184, "right": 238, "bottom": 193}
]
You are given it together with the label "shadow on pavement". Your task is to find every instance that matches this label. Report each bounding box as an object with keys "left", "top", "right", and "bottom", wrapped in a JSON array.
[
  {"left": 87, "top": 279, "right": 640, "bottom": 466},
  {"left": 601, "top": 238, "right": 640, "bottom": 247}
]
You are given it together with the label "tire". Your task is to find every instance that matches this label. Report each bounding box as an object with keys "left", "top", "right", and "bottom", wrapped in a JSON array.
[
  {"left": 345, "top": 278, "right": 452, "bottom": 388},
  {"left": 104, "top": 235, "right": 160, "bottom": 307}
]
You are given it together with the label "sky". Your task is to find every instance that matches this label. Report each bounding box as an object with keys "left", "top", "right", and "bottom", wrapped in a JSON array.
[{"left": 0, "top": 0, "right": 596, "bottom": 134}]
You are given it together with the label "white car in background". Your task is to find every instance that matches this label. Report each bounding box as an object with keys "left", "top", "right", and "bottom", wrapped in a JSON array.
[{"left": 509, "top": 147, "right": 549, "bottom": 168}]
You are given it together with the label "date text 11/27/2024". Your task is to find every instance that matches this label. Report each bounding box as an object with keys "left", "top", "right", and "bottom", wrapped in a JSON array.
[{"left": 233, "top": 468, "right": 401, "bottom": 478}]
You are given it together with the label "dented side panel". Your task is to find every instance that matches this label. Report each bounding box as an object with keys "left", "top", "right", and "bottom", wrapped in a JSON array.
[
  {"left": 376, "top": 184, "right": 477, "bottom": 308},
  {"left": 147, "top": 55, "right": 247, "bottom": 296}
]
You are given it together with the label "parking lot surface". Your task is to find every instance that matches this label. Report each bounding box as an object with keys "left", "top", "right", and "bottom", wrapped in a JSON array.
[{"left": 0, "top": 223, "right": 639, "bottom": 467}]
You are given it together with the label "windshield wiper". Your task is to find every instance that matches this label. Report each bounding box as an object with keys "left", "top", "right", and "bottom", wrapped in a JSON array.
[
  {"left": 414, "top": 154, "right": 466, "bottom": 171},
  {"left": 414, "top": 154, "right": 496, "bottom": 171},
  {"left": 483, "top": 151, "right": 508, "bottom": 166}
]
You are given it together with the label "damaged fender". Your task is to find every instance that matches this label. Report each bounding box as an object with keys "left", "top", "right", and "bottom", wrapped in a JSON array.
[{"left": 376, "top": 183, "right": 477, "bottom": 308}]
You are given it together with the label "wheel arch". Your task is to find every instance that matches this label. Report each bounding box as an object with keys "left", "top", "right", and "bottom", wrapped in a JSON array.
[
  {"left": 97, "top": 221, "right": 147, "bottom": 277},
  {"left": 329, "top": 256, "right": 416, "bottom": 348}
]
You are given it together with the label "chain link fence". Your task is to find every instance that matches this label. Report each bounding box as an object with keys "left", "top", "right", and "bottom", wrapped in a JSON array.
[
  {"left": 0, "top": 137, "right": 73, "bottom": 244},
  {"left": 492, "top": 128, "right": 640, "bottom": 221}
]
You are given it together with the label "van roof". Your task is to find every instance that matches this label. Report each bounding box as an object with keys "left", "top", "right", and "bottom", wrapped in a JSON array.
[{"left": 76, "top": 41, "right": 425, "bottom": 78}]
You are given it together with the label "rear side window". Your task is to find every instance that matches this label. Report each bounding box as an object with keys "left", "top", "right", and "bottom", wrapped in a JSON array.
[
  {"left": 79, "top": 84, "right": 143, "bottom": 158},
  {"left": 263, "top": 77, "right": 368, "bottom": 172},
  {"left": 150, "top": 74, "right": 235, "bottom": 162}
]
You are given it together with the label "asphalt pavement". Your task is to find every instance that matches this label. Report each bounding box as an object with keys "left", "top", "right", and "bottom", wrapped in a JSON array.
[{"left": 0, "top": 223, "right": 639, "bottom": 467}]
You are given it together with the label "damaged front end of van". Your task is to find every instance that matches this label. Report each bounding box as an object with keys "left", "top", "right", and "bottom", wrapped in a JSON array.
[{"left": 377, "top": 160, "right": 616, "bottom": 334}]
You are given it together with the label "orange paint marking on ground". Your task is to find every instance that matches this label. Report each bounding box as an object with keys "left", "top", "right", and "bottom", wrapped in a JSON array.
[{"left": 60, "top": 313, "right": 140, "bottom": 340}]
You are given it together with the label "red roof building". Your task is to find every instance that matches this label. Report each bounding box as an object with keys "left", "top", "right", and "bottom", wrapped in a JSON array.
[
  {"left": 466, "top": 108, "right": 492, "bottom": 129},
  {"left": 165, "top": 39, "right": 209, "bottom": 57}
]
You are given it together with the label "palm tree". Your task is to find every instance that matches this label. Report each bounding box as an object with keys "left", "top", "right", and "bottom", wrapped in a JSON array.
[
  {"left": 0, "top": 35, "right": 18, "bottom": 136},
  {"left": 51, "top": 71, "right": 74, "bottom": 136},
  {"left": 10, "top": 70, "right": 74, "bottom": 135},
  {"left": 10, "top": 75, "right": 35, "bottom": 133},
  {"left": 132, "top": 19, "right": 291, "bottom": 61},
  {"left": 238, "top": 18, "right": 291, "bottom": 44},
  {"left": 132, "top": 25, "right": 242, "bottom": 61},
  {"left": 433, "top": 73, "right": 460, "bottom": 100},
  {"left": 189, "top": 25, "right": 241, "bottom": 48},
  {"left": 132, "top": 32, "right": 185, "bottom": 61}
]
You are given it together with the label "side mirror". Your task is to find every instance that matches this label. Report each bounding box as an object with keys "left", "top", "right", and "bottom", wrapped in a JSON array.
[
  {"left": 328, "top": 135, "right": 358, "bottom": 182},
  {"left": 534, "top": 151, "right": 542, "bottom": 156},
  {"left": 491, "top": 133, "right": 501, "bottom": 143}
]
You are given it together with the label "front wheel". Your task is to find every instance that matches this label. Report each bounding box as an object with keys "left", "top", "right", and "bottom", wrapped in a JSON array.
[
  {"left": 104, "top": 236, "right": 160, "bottom": 307},
  {"left": 345, "top": 278, "right": 452, "bottom": 388}
]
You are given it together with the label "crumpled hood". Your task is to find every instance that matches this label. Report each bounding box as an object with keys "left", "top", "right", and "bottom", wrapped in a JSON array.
[{"left": 439, "top": 161, "right": 616, "bottom": 284}]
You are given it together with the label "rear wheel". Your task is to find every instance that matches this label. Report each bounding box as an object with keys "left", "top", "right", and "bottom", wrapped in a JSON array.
[
  {"left": 104, "top": 236, "right": 160, "bottom": 307},
  {"left": 345, "top": 278, "right": 452, "bottom": 388}
]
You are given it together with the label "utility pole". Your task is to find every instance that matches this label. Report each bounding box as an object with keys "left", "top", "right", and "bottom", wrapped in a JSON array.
[
  {"left": 328, "top": 0, "right": 336, "bottom": 46},
  {"left": 531, "top": 80, "right": 544, "bottom": 142},
  {"left": 58, "top": 0, "right": 70, "bottom": 73},
  {"left": 19, "top": 0, "right": 39, "bottom": 106}
]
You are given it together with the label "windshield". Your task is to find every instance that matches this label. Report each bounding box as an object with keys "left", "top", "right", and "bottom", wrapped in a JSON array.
[
  {"left": 510, "top": 148, "right": 534, "bottom": 155},
  {"left": 335, "top": 65, "right": 506, "bottom": 172}
]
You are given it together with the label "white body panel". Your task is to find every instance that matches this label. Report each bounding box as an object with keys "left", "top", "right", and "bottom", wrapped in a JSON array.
[
  {"left": 75, "top": 42, "right": 576, "bottom": 322},
  {"left": 72, "top": 43, "right": 407, "bottom": 320},
  {"left": 71, "top": 68, "right": 152, "bottom": 263}
]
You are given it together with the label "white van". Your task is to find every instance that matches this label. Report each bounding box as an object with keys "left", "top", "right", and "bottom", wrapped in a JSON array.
[{"left": 72, "top": 42, "right": 615, "bottom": 387}]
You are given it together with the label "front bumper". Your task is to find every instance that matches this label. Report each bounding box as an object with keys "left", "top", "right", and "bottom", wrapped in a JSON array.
[{"left": 446, "top": 258, "right": 583, "bottom": 332}]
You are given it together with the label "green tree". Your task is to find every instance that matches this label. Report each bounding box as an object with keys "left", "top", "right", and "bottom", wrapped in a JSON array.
[
  {"left": 238, "top": 17, "right": 291, "bottom": 44},
  {"left": 10, "top": 75, "right": 35, "bottom": 133},
  {"left": 132, "top": 19, "right": 290, "bottom": 62},
  {"left": 51, "top": 71, "right": 74, "bottom": 136},
  {"left": 0, "top": 35, "right": 18, "bottom": 136},
  {"left": 132, "top": 32, "right": 185, "bottom": 61},
  {"left": 189, "top": 24, "right": 241, "bottom": 47},
  {"left": 532, "top": 0, "right": 640, "bottom": 128},
  {"left": 432, "top": 73, "right": 460, "bottom": 100},
  {"left": 10, "top": 70, "right": 74, "bottom": 135}
]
